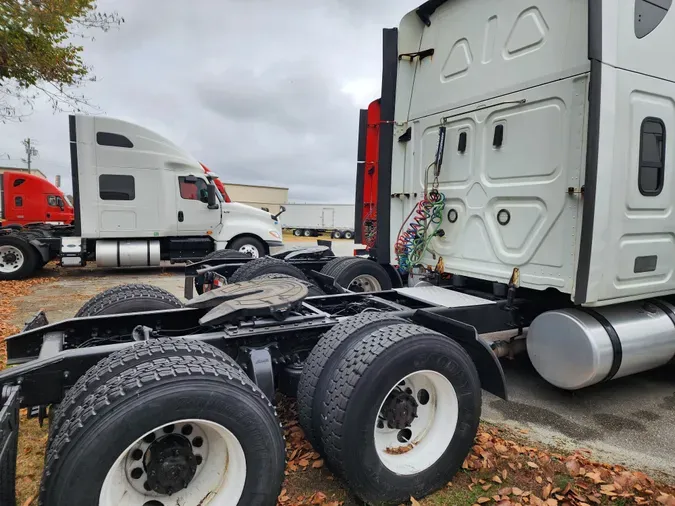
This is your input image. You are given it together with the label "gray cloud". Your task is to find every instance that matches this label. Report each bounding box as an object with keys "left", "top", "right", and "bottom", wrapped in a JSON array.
[{"left": 0, "top": 0, "right": 420, "bottom": 203}]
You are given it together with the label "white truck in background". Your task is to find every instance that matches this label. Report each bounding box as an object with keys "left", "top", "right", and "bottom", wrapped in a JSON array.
[
  {"left": 280, "top": 203, "right": 355, "bottom": 239},
  {"left": 0, "top": 115, "right": 284, "bottom": 280}
]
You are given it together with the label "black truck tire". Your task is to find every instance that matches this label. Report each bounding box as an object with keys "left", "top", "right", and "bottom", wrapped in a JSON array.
[
  {"left": 318, "top": 256, "right": 353, "bottom": 277},
  {"left": 74, "top": 284, "right": 183, "bottom": 318},
  {"left": 229, "top": 256, "right": 309, "bottom": 285},
  {"left": 327, "top": 257, "right": 392, "bottom": 292},
  {"left": 47, "top": 338, "right": 240, "bottom": 450},
  {"left": 0, "top": 234, "right": 38, "bottom": 280},
  {"left": 253, "top": 273, "right": 325, "bottom": 297},
  {"left": 228, "top": 236, "right": 267, "bottom": 259},
  {"left": 319, "top": 323, "right": 482, "bottom": 505},
  {"left": 297, "top": 312, "right": 404, "bottom": 452},
  {"left": 194, "top": 249, "right": 250, "bottom": 295},
  {"left": 40, "top": 341, "right": 285, "bottom": 506}
]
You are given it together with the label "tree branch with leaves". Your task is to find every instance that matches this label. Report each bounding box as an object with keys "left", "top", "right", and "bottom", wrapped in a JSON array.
[{"left": 0, "top": 0, "right": 123, "bottom": 122}]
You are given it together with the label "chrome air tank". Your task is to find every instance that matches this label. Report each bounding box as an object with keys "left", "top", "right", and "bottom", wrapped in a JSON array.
[
  {"left": 526, "top": 300, "right": 675, "bottom": 390},
  {"left": 96, "top": 240, "right": 161, "bottom": 268}
]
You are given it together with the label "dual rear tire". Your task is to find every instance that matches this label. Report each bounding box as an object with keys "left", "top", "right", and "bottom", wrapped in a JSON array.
[
  {"left": 320, "top": 256, "right": 392, "bottom": 292},
  {"left": 41, "top": 339, "right": 285, "bottom": 506},
  {"left": 297, "top": 317, "right": 482, "bottom": 505},
  {"left": 39, "top": 282, "right": 481, "bottom": 506}
]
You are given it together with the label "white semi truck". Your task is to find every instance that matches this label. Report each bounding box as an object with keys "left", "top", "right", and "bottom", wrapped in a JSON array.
[
  {"left": 2, "top": 2, "right": 675, "bottom": 506},
  {"left": 280, "top": 203, "right": 355, "bottom": 239},
  {"left": 0, "top": 115, "right": 284, "bottom": 280},
  {"left": 367, "top": 0, "right": 675, "bottom": 391}
]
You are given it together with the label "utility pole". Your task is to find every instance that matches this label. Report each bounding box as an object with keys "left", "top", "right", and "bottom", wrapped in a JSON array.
[{"left": 21, "top": 138, "right": 39, "bottom": 172}]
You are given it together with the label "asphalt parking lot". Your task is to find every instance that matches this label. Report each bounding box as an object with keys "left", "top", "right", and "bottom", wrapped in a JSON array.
[{"left": 10, "top": 248, "right": 675, "bottom": 485}]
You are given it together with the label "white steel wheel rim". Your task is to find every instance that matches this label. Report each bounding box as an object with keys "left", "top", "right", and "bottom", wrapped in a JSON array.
[
  {"left": 238, "top": 244, "right": 260, "bottom": 258},
  {"left": 373, "top": 370, "right": 458, "bottom": 476},
  {"left": 99, "top": 419, "right": 247, "bottom": 506},
  {"left": 0, "top": 245, "right": 24, "bottom": 273},
  {"left": 349, "top": 274, "right": 381, "bottom": 292}
]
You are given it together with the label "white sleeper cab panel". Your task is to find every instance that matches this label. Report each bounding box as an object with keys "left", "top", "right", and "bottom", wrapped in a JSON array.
[
  {"left": 391, "top": 0, "right": 589, "bottom": 292},
  {"left": 578, "top": 0, "right": 675, "bottom": 305},
  {"left": 399, "top": 0, "right": 589, "bottom": 123}
]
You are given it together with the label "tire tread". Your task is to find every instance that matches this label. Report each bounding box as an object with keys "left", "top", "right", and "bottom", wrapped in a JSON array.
[
  {"left": 41, "top": 340, "right": 277, "bottom": 505},
  {"left": 74, "top": 284, "right": 182, "bottom": 318},
  {"left": 297, "top": 312, "right": 404, "bottom": 449},
  {"left": 229, "top": 257, "right": 308, "bottom": 284}
]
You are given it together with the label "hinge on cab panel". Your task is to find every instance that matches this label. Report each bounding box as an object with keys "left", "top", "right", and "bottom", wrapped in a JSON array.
[
  {"left": 398, "top": 128, "right": 412, "bottom": 143},
  {"left": 567, "top": 186, "right": 585, "bottom": 195},
  {"left": 399, "top": 48, "right": 435, "bottom": 62}
]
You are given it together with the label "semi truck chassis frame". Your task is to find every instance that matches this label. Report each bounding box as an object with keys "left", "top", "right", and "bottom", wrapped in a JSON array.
[{"left": 0, "top": 267, "right": 559, "bottom": 505}]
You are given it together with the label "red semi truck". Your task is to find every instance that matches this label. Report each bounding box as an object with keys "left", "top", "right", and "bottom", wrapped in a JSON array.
[
  {"left": 0, "top": 171, "right": 74, "bottom": 228},
  {"left": 354, "top": 98, "right": 382, "bottom": 251}
]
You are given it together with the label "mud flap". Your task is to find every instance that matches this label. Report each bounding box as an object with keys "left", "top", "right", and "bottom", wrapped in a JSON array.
[
  {"left": 411, "top": 310, "right": 508, "bottom": 400},
  {"left": 0, "top": 386, "right": 20, "bottom": 506}
]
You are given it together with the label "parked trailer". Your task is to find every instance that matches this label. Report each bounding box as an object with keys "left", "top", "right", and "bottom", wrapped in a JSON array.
[
  {"left": 280, "top": 203, "right": 355, "bottom": 239},
  {"left": 0, "top": 115, "right": 284, "bottom": 281}
]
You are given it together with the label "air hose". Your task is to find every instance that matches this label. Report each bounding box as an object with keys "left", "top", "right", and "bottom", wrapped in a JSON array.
[
  {"left": 395, "top": 190, "right": 445, "bottom": 274},
  {"left": 395, "top": 126, "right": 447, "bottom": 274}
]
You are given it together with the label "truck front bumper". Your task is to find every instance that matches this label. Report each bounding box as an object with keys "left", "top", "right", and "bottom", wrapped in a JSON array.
[{"left": 266, "top": 240, "right": 284, "bottom": 255}]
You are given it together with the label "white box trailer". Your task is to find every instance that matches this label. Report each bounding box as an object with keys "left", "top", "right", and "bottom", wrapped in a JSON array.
[{"left": 280, "top": 203, "right": 355, "bottom": 239}]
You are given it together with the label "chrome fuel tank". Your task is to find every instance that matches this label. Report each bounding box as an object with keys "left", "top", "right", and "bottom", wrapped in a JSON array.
[
  {"left": 526, "top": 300, "right": 675, "bottom": 390},
  {"left": 96, "top": 240, "right": 161, "bottom": 268}
]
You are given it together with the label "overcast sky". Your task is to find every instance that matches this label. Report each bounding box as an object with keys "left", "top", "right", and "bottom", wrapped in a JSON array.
[{"left": 0, "top": 0, "right": 420, "bottom": 203}]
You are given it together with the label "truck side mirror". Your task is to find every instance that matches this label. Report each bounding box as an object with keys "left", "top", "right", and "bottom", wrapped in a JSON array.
[
  {"left": 207, "top": 184, "right": 219, "bottom": 209},
  {"left": 272, "top": 206, "right": 286, "bottom": 220}
]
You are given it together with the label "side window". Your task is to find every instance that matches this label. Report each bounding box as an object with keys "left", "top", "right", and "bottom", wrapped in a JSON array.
[
  {"left": 15, "top": 196, "right": 22, "bottom": 207},
  {"left": 12, "top": 178, "right": 25, "bottom": 187},
  {"left": 635, "top": 0, "right": 672, "bottom": 39},
  {"left": 47, "top": 195, "right": 57, "bottom": 206},
  {"left": 99, "top": 174, "right": 136, "bottom": 201},
  {"left": 639, "top": 118, "right": 666, "bottom": 196},
  {"left": 179, "top": 177, "right": 209, "bottom": 203},
  {"left": 96, "top": 132, "right": 134, "bottom": 148}
]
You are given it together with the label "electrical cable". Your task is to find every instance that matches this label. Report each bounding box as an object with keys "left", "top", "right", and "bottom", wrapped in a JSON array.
[{"left": 394, "top": 127, "right": 447, "bottom": 274}]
